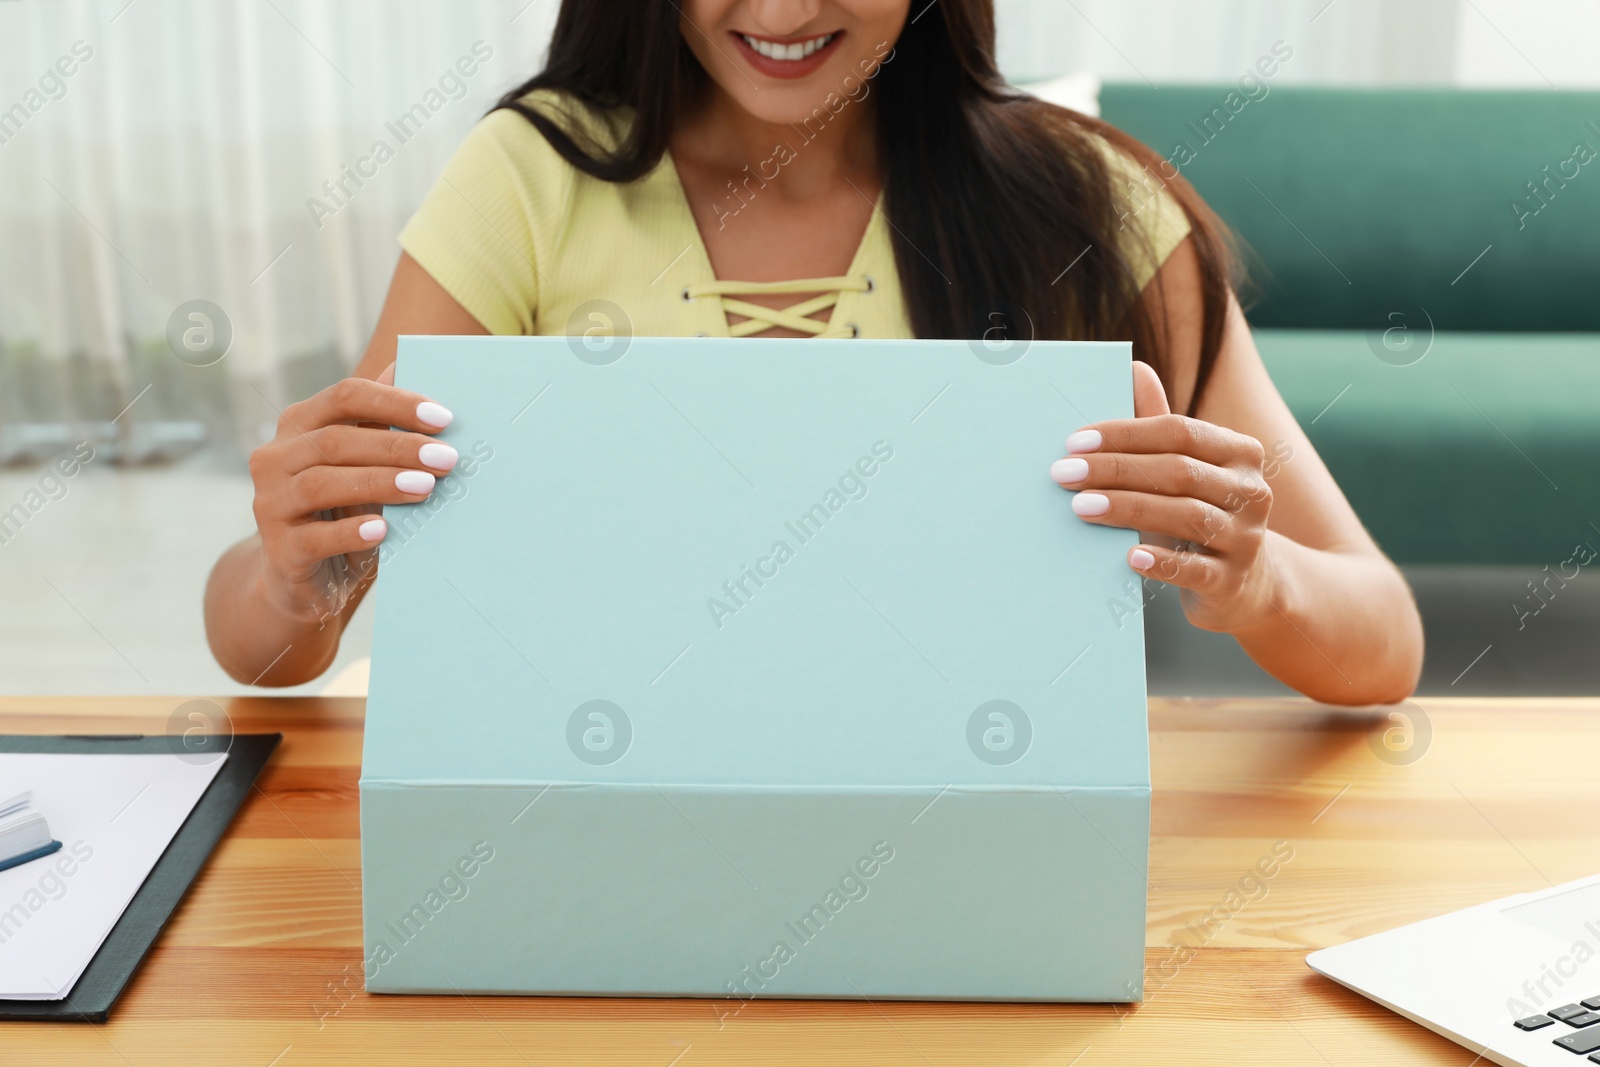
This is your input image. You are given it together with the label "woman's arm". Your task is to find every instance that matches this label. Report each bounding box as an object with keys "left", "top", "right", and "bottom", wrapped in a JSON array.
[
  {"left": 204, "top": 253, "right": 488, "bottom": 686},
  {"left": 1052, "top": 237, "right": 1424, "bottom": 705}
]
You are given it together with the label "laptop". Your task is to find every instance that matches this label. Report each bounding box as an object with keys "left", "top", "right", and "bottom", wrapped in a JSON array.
[{"left": 1308, "top": 873, "right": 1600, "bottom": 1065}]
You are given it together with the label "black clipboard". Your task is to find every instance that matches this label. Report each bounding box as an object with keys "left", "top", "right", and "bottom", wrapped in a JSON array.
[{"left": 0, "top": 733, "right": 280, "bottom": 1022}]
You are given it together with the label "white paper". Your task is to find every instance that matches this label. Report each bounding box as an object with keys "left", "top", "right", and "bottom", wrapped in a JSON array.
[{"left": 0, "top": 752, "right": 227, "bottom": 999}]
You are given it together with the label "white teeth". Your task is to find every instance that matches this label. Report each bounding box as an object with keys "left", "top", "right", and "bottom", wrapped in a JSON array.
[{"left": 741, "top": 32, "right": 834, "bottom": 61}]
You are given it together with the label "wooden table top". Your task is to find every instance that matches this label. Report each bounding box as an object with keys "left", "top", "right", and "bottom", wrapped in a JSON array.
[{"left": 3, "top": 694, "right": 1594, "bottom": 1065}]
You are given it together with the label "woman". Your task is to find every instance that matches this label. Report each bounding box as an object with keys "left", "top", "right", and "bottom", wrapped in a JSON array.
[{"left": 205, "top": 0, "right": 1422, "bottom": 704}]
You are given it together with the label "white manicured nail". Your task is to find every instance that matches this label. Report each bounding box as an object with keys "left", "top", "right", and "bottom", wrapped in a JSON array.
[
  {"left": 1072, "top": 492, "right": 1110, "bottom": 517},
  {"left": 1050, "top": 457, "right": 1088, "bottom": 484},
  {"left": 359, "top": 518, "right": 387, "bottom": 543},
  {"left": 1065, "top": 429, "right": 1102, "bottom": 454},
  {"left": 418, "top": 442, "right": 459, "bottom": 471},
  {"left": 416, "top": 401, "right": 453, "bottom": 428},
  {"left": 1130, "top": 548, "right": 1155, "bottom": 570},
  {"left": 396, "top": 470, "right": 435, "bottom": 495}
]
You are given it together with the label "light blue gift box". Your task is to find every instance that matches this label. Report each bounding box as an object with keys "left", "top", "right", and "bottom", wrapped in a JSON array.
[{"left": 361, "top": 335, "right": 1149, "bottom": 1001}]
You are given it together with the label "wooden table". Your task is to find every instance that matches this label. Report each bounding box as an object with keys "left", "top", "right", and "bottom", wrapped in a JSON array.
[{"left": 4, "top": 694, "right": 1594, "bottom": 1065}]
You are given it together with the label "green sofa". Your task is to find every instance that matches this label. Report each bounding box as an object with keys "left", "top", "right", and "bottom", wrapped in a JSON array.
[{"left": 1100, "top": 86, "right": 1600, "bottom": 564}]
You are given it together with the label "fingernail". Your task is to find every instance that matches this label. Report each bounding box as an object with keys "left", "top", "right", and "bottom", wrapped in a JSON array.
[
  {"left": 396, "top": 470, "right": 435, "bottom": 495},
  {"left": 418, "top": 442, "right": 459, "bottom": 471},
  {"left": 1130, "top": 547, "right": 1155, "bottom": 570},
  {"left": 1065, "top": 429, "right": 1102, "bottom": 454},
  {"left": 359, "top": 518, "right": 387, "bottom": 543},
  {"left": 1072, "top": 492, "right": 1110, "bottom": 517},
  {"left": 1050, "top": 457, "right": 1089, "bottom": 484},
  {"left": 416, "top": 401, "right": 453, "bottom": 428}
]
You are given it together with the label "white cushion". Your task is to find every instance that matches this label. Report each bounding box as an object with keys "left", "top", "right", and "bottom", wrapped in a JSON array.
[{"left": 1017, "top": 70, "right": 1102, "bottom": 117}]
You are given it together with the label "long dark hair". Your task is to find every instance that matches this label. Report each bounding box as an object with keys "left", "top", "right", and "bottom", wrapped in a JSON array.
[{"left": 495, "top": 0, "right": 1238, "bottom": 413}]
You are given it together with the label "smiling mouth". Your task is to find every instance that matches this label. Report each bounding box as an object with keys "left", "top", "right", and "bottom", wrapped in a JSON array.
[{"left": 735, "top": 31, "right": 841, "bottom": 62}]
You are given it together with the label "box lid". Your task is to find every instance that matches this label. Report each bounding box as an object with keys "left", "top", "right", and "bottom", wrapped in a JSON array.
[{"left": 364, "top": 337, "right": 1148, "bottom": 791}]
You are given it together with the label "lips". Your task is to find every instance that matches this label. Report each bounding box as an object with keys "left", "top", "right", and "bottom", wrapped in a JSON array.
[{"left": 728, "top": 29, "right": 845, "bottom": 79}]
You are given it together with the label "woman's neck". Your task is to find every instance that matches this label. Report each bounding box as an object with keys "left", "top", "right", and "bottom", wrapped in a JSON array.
[{"left": 672, "top": 81, "right": 879, "bottom": 200}]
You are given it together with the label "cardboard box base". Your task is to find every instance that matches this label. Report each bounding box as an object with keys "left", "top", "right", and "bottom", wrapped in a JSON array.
[{"left": 360, "top": 781, "right": 1149, "bottom": 1001}]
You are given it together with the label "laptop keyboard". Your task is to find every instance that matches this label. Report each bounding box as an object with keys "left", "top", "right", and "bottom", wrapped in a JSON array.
[{"left": 1515, "top": 997, "right": 1600, "bottom": 1056}]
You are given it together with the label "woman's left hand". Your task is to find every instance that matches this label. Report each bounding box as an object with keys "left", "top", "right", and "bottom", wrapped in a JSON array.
[{"left": 1050, "top": 360, "right": 1279, "bottom": 634}]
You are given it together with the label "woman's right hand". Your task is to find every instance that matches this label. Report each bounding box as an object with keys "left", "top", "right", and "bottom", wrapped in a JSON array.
[{"left": 246, "top": 361, "right": 457, "bottom": 624}]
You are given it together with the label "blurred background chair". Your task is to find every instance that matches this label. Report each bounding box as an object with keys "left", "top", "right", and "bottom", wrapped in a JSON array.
[{"left": 1103, "top": 86, "right": 1600, "bottom": 565}]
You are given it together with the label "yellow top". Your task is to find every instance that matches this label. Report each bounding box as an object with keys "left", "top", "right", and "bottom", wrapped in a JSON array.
[{"left": 399, "top": 91, "right": 1191, "bottom": 340}]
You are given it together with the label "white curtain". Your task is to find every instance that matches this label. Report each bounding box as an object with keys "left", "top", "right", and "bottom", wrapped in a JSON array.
[
  {"left": 997, "top": 0, "right": 1462, "bottom": 86},
  {"left": 996, "top": 0, "right": 1593, "bottom": 87},
  {"left": 1, "top": 0, "right": 1587, "bottom": 460},
  {"left": 0, "top": 0, "right": 557, "bottom": 458}
]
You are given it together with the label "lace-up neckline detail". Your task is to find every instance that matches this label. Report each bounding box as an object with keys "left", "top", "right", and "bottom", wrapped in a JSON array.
[{"left": 683, "top": 276, "right": 873, "bottom": 339}]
